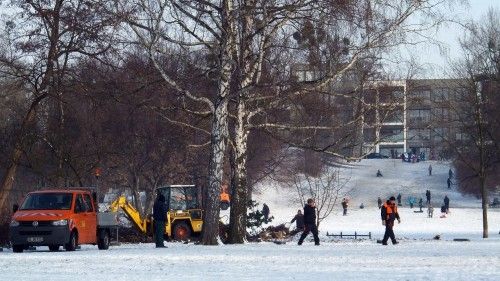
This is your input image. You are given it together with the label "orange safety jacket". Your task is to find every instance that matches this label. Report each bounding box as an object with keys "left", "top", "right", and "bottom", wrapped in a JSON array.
[{"left": 381, "top": 202, "right": 400, "bottom": 221}]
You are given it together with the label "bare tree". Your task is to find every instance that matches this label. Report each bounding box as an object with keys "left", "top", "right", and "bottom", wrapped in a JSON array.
[
  {"left": 442, "top": 8, "right": 500, "bottom": 238},
  {"left": 0, "top": 0, "right": 118, "bottom": 211},
  {"left": 228, "top": 0, "right": 457, "bottom": 242},
  {"left": 291, "top": 168, "right": 350, "bottom": 227}
]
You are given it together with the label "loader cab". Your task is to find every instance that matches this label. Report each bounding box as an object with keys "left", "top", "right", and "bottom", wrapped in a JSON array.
[
  {"left": 155, "top": 185, "right": 203, "bottom": 241},
  {"left": 156, "top": 185, "right": 200, "bottom": 211}
]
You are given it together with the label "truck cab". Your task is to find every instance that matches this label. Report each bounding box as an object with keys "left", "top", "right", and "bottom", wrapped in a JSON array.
[{"left": 9, "top": 189, "right": 116, "bottom": 253}]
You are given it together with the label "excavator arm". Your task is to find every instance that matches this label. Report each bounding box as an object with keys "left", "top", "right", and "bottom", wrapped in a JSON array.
[{"left": 109, "top": 196, "right": 150, "bottom": 234}]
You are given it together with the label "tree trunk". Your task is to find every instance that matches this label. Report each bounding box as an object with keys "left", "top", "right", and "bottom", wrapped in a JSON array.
[
  {"left": 228, "top": 101, "right": 249, "bottom": 243},
  {"left": 480, "top": 175, "right": 488, "bottom": 238},
  {"left": 200, "top": 0, "right": 235, "bottom": 245},
  {"left": 201, "top": 96, "right": 229, "bottom": 245},
  {"left": 476, "top": 82, "right": 488, "bottom": 238}
]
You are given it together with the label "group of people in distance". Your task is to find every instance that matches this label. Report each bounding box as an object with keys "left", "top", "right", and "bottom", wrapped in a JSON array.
[
  {"left": 290, "top": 196, "right": 402, "bottom": 246},
  {"left": 290, "top": 190, "right": 453, "bottom": 246}
]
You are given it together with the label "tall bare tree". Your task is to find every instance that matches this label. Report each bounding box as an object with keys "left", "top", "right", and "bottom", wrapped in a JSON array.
[
  {"left": 0, "top": 0, "right": 118, "bottom": 211},
  {"left": 227, "top": 0, "right": 456, "bottom": 242},
  {"left": 443, "top": 9, "right": 500, "bottom": 238}
]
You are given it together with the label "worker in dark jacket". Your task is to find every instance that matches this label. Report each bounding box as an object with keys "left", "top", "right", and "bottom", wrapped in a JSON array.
[
  {"left": 444, "top": 195, "right": 450, "bottom": 213},
  {"left": 298, "top": 198, "right": 320, "bottom": 245},
  {"left": 291, "top": 210, "right": 305, "bottom": 231},
  {"left": 262, "top": 203, "right": 270, "bottom": 221},
  {"left": 381, "top": 196, "right": 401, "bottom": 245},
  {"left": 290, "top": 210, "right": 304, "bottom": 235},
  {"left": 153, "top": 194, "right": 167, "bottom": 248}
]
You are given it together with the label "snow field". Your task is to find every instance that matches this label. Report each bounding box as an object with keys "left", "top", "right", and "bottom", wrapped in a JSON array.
[{"left": 0, "top": 239, "right": 499, "bottom": 280}]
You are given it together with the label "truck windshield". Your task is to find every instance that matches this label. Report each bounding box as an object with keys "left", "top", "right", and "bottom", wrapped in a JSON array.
[{"left": 20, "top": 193, "right": 73, "bottom": 210}]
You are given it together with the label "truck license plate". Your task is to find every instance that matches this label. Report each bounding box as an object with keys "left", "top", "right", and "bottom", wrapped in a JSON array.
[{"left": 27, "top": 237, "right": 43, "bottom": 242}]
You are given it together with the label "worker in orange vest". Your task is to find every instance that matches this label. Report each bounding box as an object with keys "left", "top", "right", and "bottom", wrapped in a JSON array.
[{"left": 381, "top": 196, "right": 401, "bottom": 245}]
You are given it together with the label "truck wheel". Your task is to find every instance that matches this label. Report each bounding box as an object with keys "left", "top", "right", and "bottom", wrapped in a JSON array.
[
  {"left": 173, "top": 222, "right": 191, "bottom": 241},
  {"left": 49, "top": 245, "right": 60, "bottom": 252},
  {"left": 98, "top": 230, "right": 110, "bottom": 250},
  {"left": 12, "top": 245, "right": 24, "bottom": 253},
  {"left": 65, "top": 231, "right": 78, "bottom": 251}
]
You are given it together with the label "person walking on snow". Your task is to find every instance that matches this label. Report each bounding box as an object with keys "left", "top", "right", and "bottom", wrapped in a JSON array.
[
  {"left": 397, "top": 193, "right": 402, "bottom": 206},
  {"left": 428, "top": 204, "right": 434, "bottom": 218},
  {"left": 381, "top": 196, "right": 401, "bottom": 245},
  {"left": 341, "top": 198, "right": 349, "bottom": 216},
  {"left": 377, "top": 197, "right": 383, "bottom": 209},
  {"left": 428, "top": 164, "right": 432, "bottom": 176},
  {"left": 153, "top": 193, "right": 167, "bottom": 248},
  {"left": 444, "top": 195, "right": 450, "bottom": 213},
  {"left": 298, "top": 198, "right": 320, "bottom": 246},
  {"left": 425, "top": 190, "right": 431, "bottom": 205},
  {"left": 447, "top": 177, "right": 452, "bottom": 189}
]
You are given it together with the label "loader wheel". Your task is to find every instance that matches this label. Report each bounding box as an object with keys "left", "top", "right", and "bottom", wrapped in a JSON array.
[
  {"left": 173, "top": 222, "right": 191, "bottom": 241},
  {"left": 65, "top": 231, "right": 78, "bottom": 251},
  {"left": 98, "top": 230, "right": 110, "bottom": 250}
]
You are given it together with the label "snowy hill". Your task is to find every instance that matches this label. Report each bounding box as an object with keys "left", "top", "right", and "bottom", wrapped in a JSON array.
[{"left": 253, "top": 159, "right": 500, "bottom": 240}]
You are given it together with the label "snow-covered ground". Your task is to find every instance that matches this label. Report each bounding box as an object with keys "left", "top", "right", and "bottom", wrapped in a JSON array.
[
  {"left": 1, "top": 159, "right": 499, "bottom": 280},
  {"left": 0, "top": 239, "right": 499, "bottom": 280}
]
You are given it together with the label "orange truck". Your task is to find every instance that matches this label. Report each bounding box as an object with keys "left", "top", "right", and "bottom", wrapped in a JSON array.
[{"left": 9, "top": 189, "right": 118, "bottom": 253}]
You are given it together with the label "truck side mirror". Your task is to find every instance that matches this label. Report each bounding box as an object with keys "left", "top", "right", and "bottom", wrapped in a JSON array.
[{"left": 13, "top": 204, "right": 19, "bottom": 213}]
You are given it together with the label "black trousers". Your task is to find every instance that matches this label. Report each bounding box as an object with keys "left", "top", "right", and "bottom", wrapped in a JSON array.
[
  {"left": 298, "top": 224, "right": 320, "bottom": 245},
  {"left": 382, "top": 221, "right": 397, "bottom": 244},
  {"left": 154, "top": 220, "right": 165, "bottom": 247}
]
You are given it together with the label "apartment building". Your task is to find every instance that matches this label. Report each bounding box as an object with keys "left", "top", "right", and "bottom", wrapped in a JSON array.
[{"left": 364, "top": 79, "right": 463, "bottom": 160}]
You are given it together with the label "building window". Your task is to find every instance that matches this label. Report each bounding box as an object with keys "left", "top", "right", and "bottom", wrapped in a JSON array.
[
  {"left": 408, "top": 109, "right": 430, "bottom": 122},
  {"left": 408, "top": 129, "right": 430, "bottom": 140},
  {"left": 433, "top": 127, "right": 447, "bottom": 141},
  {"left": 433, "top": 89, "right": 450, "bottom": 102},
  {"left": 412, "top": 90, "right": 431, "bottom": 100},
  {"left": 433, "top": 107, "right": 449, "bottom": 118}
]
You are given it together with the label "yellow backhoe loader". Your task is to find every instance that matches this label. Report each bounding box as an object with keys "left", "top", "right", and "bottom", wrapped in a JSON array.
[{"left": 110, "top": 184, "right": 229, "bottom": 241}]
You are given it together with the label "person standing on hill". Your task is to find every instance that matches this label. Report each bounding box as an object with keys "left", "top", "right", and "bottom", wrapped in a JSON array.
[
  {"left": 428, "top": 164, "right": 432, "bottom": 176},
  {"left": 262, "top": 203, "right": 270, "bottom": 221},
  {"left": 447, "top": 177, "right": 452, "bottom": 189},
  {"left": 341, "top": 198, "right": 349, "bottom": 216},
  {"left": 428, "top": 204, "right": 434, "bottom": 218},
  {"left": 444, "top": 195, "right": 450, "bottom": 213},
  {"left": 381, "top": 196, "right": 401, "bottom": 245},
  {"left": 425, "top": 190, "right": 431, "bottom": 205},
  {"left": 298, "top": 198, "right": 320, "bottom": 246},
  {"left": 377, "top": 197, "right": 383, "bottom": 209},
  {"left": 397, "top": 193, "right": 402, "bottom": 206}
]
